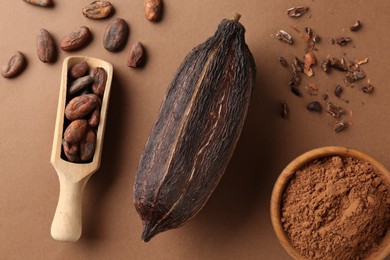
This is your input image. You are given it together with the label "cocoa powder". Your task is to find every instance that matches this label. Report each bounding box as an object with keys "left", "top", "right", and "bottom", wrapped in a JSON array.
[{"left": 281, "top": 156, "right": 390, "bottom": 259}]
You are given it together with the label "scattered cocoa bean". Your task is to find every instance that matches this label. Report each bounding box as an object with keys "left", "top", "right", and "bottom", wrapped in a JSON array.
[
  {"left": 36, "top": 29, "right": 57, "bottom": 63},
  {"left": 63, "top": 119, "right": 88, "bottom": 143},
  {"left": 82, "top": 1, "right": 114, "bottom": 19},
  {"left": 70, "top": 61, "right": 89, "bottom": 79},
  {"left": 307, "top": 101, "right": 322, "bottom": 112},
  {"left": 60, "top": 26, "right": 91, "bottom": 51},
  {"left": 90, "top": 67, "right": 107, "bottom": 96},
  {"left": 23, "top": 0, "right": 53, "bottom": 7},
  {"left": 65, "top": 94, "right": 100, "bottom": 120},
  {"left": 144, "top": 0, "right": 162, "bottom": 22},
  {"left": 1, "top": 51, "right": 26, "bottom": 78},
  {"left": 127, "top": 42, "right": 145, "bottom": 68},
  {"left": 80, "top": 130, "right": 96, "bottom": 161},
  {"left": 69, "top": 75, "right": 93, "bottom": 95},
  {"left": 103, "top": 18, "right": 129, "bottom": 52}
]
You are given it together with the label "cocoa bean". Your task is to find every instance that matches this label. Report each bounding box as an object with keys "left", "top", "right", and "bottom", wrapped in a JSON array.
[
  {"left": 62, "top": 140, "right": 80, "bottom": 162},
  {"left": 36, "top": 29, "right": 57, "bottom": 63},
  {"left": 70, "top": 61, "right": 89, "bottom": 79},
  {"left": 23, "top": 0, "right": 53, "bottom": 7},
  {"left": 144, "top": 0, "right": 162, "bottom": 22},
  {"left": 88, "top": 107, "right": 100, "bottom": 127},
  {"left": 68, "top": 75, "right": 93, "bottom": 95},
  {"left": 90, "top": 67, "right": 107, "bottom": 96},
  {"left": 63, "top": 119, "right": 88, "bottom": 143},
  {"left": 65, "top": 94, "right": 100, "bottom": 120},
  {"left": 83, "top": 1, "right": 114, "bottom": 19},
  {"left": 134, "top": 14, "right": 256, "bottom": 242},
  {"left": 80, "top": 130, "right": 96, "bottom": 161},
  {"left": 127, "top": 41, "right": 145, "bottom": 68},
  {"left": 1, "top": 51, "right": 26, "bottom": 78},
  {"left": 60, "top": 26, "right": 91, "bottom": 51},
  {"left": 103, "top": 18, "right": 129, "bottom": 52}
]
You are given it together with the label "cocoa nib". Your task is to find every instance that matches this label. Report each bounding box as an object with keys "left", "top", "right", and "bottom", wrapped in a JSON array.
[
  {"left": 280, "top": 101, "right": 289, "bottom": 119},
  {"left": 279, "top": 56, "right": 288, "bottom": 67},
  {"left": 292, "top": 57, "right": 304, "bottom": 73},
  {"left": 336, "top": 37, "right": 352, "bottom": 46},
  {"left": 326, "top": 102, "right": 345, "bottom": 118},
  {"left": 303, "top": 51, "right": 316, "bottom": 77},
  {"left": 289, "top": 73, "right": 302, "bottom": 97},
  {"left": 321, "top": 59, "right": 331, "bottom": 73},
  {"left": 286, "top": 6, "right": 309, "bottom": 18},
  {"left": 362, "top": 84, "right": 374, "bottom": 94},
  {"left": 307, "top": 101, "right": 322, "bottom": 112},
  {"left": 330, "top": 57, "right": 348, "bottom": 71},
  {"left": 276, "top": 30, "right": 293, "bottom": 45},
  {"left": 334, "top": 85, "right": 343, "bottom": 97},
  {"left": 350, "top": 20, "right": 362, "bottom": 32},
  {"left": 334, "top": 121, "right": 349, "bottom": 133},
  {"left": 345, "top": 70, "right": 366, "bottom": 84}
]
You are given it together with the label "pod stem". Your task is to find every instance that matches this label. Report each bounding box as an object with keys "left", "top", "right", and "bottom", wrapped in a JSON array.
[{"left": 233, "top": 12, "right": 241, "bottom": 22}]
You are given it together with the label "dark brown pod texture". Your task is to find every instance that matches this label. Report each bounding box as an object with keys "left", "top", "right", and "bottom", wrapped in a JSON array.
[
  {"left": 60, "top": 26, "right": 91, "bottom": 52},
  {"left": 144, "top": 0, "right": 162, "bottom": 22},
  {"left": 134, "top": 14, "right": 256, "bottom": 242},
  {"left": 103, "top": 18, "right": 129, "bottom": 52},
  {"left": 127, "top": 41, "right": 145, "bottom": 68},
  {"left": 23, "top": 0, "right": 53, "bottom": 7},
  {"left": 37, "top": 29, "right": 57, "bottom": 63},
  {"left": 1, "top": 51, "right": 27, "bottom": 78},
  {"left": 82, "top": 1, "right": 114, "bottom": 19}
]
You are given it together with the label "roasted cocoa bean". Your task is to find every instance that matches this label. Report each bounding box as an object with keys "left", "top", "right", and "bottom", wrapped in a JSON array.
[
  {"left": 65, "top": 94, "right": 100, "bottom": 120},
  {"left": 62, "top": 140, "right": 80, "bottom": 162},
  {"left": 36, "top": 29, "right": 57, "bottom": 63},
  {"left": 127, "top": 42, "right": 145, "bottom": 68},
  {"left": 134, "top": 14, "right": 256, "bottom": 242},
  {"left": 69, "top": 75, "right": 93, "bottom": 95},
  {"left": 90, "top": 67, "right": 107, "bottom": 96},
  {"left": 80, "top": 130, "right": 96, "bottom": 161},
  {"left": 70, "top": 61, "right": 89, "bottom": 79},
  {"left": 1, "top": 51, "right": 26, "bottom": 78},
  {"left": 63, "top": 119, "right": 88, "bottom": 143},
  {"left": 144, "top": 0, "right": 162, "bottom": 22},
  {"left": 23, "top": 0, "right": 53, "bottom": 7},
  {"left": 88, "top": 107, "right": 100, "bottom": 127},
  {"left": 60, "top": 26, "right": 91, "bottom": 51},
  {"left": 83, "top": 1, "right": 114, "bottom": 19},
  {"left": 103, "top": 18, "right": 129, "bottom": 52}
]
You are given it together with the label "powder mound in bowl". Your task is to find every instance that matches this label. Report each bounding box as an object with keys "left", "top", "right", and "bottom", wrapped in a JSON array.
[{"left": 281, "top": 156, "right": 390, "bottom": 259}]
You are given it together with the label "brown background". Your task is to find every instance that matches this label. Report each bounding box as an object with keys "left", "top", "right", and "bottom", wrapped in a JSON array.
[{"left": 1, "top": 0, "right": 389, "bottom": 259}]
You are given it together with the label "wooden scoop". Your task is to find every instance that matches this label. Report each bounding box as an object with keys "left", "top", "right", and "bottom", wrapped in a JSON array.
[{"left": 50, "top": 56, "right": 113, "bottom": 241}]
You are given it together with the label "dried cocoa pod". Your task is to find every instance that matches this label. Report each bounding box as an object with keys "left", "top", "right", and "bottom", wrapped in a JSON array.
[
  {"left": 134, "top": 13, "right": 256, "bottom": 242},
  {"left": 103, "top": 18, "right": 129, "bottom": 52},
  {"left": 127, "top": 41, "right": 145, "bottom": 68},
  {"left": 62, "top": 140, "right": 80, "bottom": 162},
  {"left": 88, "top": 107, "right": 100, "bottom": 127},
  {"left": 80, "top": 130, "right": 96, "bottom": 161},
  {"left": 65, "top": 94, "right": 100, "bottom": 120},
  {"left": 144, "top": 0, "right": 162, "bottom": 22},
  {"left": 90, "top": 67, "right": 107, "bottom": 96},
  {"left": 36, "top": 29, "right": 57, "bottom": 63},
  {"left": 1, "top": 51, "right": 26, "bottom": 78},
  {"left": 63, "top": 119, "right": 88, "bottom": 143},
  {"left": 60, "top": 26, "right": 91, "bottom": 51},
  {"left": 82, "top": 1, "right": 114, "bottom": 19},
  {"left": 70, "top": 61, "right": 89, "bottom": 78},
  {"left": 69, "top": 75, "right": 93, "bottom": 95},
  {"left": 23, "top": 0, "right": 53, "bottom": 7}
]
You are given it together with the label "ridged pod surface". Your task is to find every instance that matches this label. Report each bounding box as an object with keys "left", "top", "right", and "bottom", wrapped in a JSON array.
[{"left": 134, "top": 15, "right": 256, "bottom": 242}]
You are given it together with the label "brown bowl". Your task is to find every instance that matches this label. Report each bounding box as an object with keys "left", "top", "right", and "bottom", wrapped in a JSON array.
[{"left": 270, "top": 146, "right": 390, "bottom": 260}]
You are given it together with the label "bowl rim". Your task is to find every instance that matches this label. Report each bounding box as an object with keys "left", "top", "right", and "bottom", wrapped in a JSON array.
[{"left": 270, "top": 146, "right": 390, "bottom": 260}]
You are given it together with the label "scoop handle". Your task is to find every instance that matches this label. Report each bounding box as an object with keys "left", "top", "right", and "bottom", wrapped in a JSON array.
[{"left": 51, "top": 176, "right": 88, "bottom": 241}]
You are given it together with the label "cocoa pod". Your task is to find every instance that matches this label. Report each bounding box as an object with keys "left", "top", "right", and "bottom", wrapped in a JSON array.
[
  {"left": 60, "top": 26, "right": 91, "bottom": 51},
  {"left": 62, "top": 140, "right": 80, "bottom": 162},
  {"left": 23, "top": 0, "right": 53, "bottom": 7},
  {"left": 90, "top": 67, "right": 107, "bottom": 96},
  {"left": 65, "top": 94, "right": 100, "bottom": 120},
  {"left": 144, "top": 0, "right": 162, "bottom": 22},
  {"left": 134, "top": 14, "right": 256, "bottom": 242},
  {"left": 36, "top": 29, "right": 57, "bottom": 63},
  {"left": 70, "top": 61, "right": 89, "bottom": 79},
  {"left": 83, "top": 1, "right": 114, "bottom": 19},
  {"left": 103, "top": 18, "right": 129, "bottom": 52},
  {"left": 69, "top": 75, "right": 93, "bottom": 95},
  {"left": 80, "top": 130, "right": 96, "bottom": 161},
  {"left": 127, "top": 41, "right": 145, "bottom": 68},
  {"left": 1, "top": 51, "right": 26, "bottom": 78},
  {"left": 88, "top": 107, "right": 100, "bottom": 127},
  {"left": 63, "top": 119, "right": 88, "bottom": 143}
]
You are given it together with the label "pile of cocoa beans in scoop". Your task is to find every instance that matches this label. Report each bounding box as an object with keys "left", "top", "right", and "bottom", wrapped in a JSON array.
[{"left": 62, "top": 61, "right": 107, "bottom": 163}]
